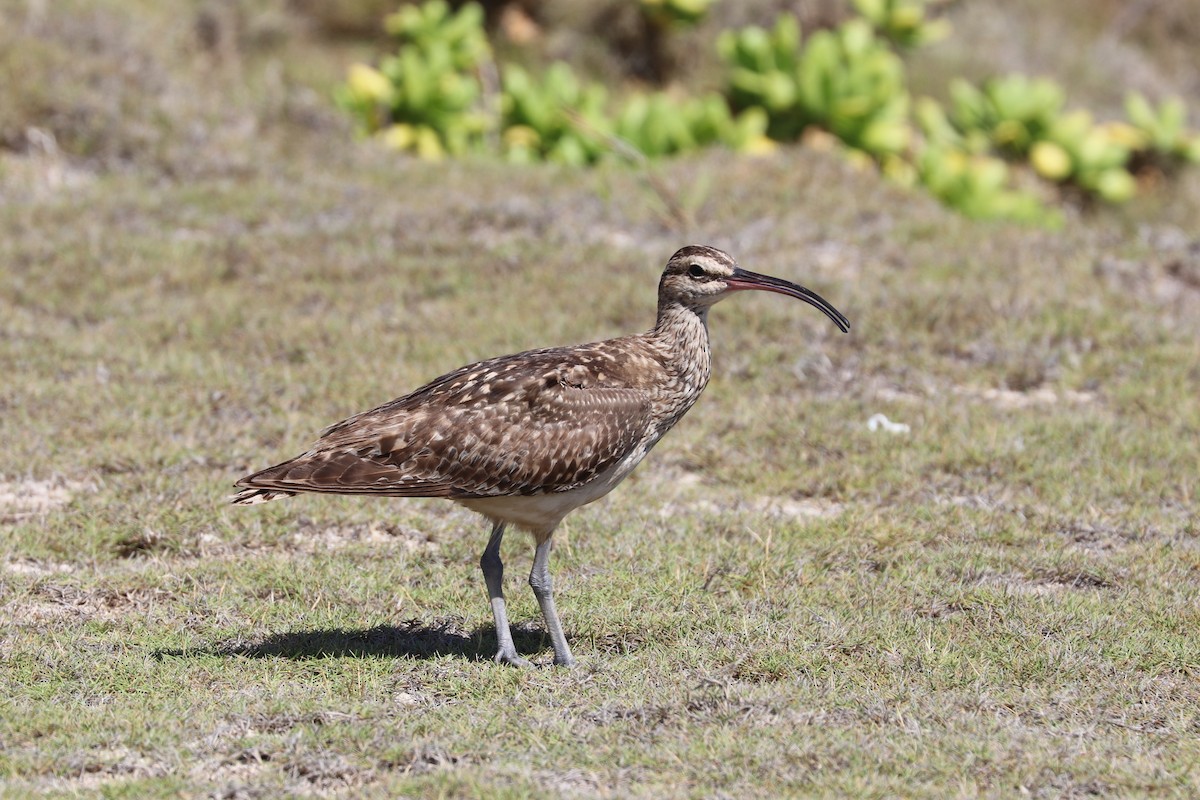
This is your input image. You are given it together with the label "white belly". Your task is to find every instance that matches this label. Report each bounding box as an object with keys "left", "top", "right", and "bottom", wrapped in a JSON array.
[{"left": 457, "top": 445, "right": 650, "bottom": 537}]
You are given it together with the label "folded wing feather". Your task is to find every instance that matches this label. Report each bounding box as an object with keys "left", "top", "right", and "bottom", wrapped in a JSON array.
[{"left": 235, "top": 348, "right": 654, "bottom": 499}]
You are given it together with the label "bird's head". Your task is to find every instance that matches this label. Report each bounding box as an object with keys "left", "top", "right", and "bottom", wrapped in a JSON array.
[{"left": 658, "top": 245, "right": 850, "bottom": 333}]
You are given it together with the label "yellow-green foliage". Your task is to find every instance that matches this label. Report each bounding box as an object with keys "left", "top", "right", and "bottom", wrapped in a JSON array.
[
  {"left": 336, "top": 0, "right": 1200, "bottom": 219},
  {"left": 852, "top": 0, "right": 950, "bottom": 49},
  {"left": 340, "top": 1, "right": 771, "bottom": 167},
  {"left": 616, "top": 93, "right": 773, "bottom": 158},
  {"left": 719, "top": 16, "right": 804, "bottom": 128},
  {"left": 501, "top": 63, "right": 610, "bottom": 166},
  {"left": 720, "top": 16, "right": 912, "bottom": 158},
  {"left": 798, "top": 20, "right": 912, "bottom": 157},
  {"left": 913, "top": 97, "right": 1053, "bottom": 223},
  {"left": 1040, "top": 111, "right": 1136, "bottom": 202},
  {"left": 1124, "top": 91, "right": 1200, "bottom": 166},
  {"left": 382, "top": 0, "right": 490, "bottom": 68},
  {"left": 639, "top": 0, "right": 716, "bottom": 27},
  {"left": 917, "top": 144, "right": 1051, "bottom": 224},
  {"left": 335, "top": 0, "right": 490, "bottom": 159},
  {"left": 914, "top": 95, "right": 989, "bottom": 154},
  {"left": 948, "top": 74, "right": 1138, "bottom": 203},
  {"left": 721, "top": 17, "right": 1047, "bottom": 222},
  {"left": 949, "top": 76, "right": 1064, "bottom": 155}
]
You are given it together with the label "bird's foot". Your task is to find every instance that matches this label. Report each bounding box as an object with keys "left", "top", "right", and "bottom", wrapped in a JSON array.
[
  {"left": 494, "top": 650, "right": 533, "bottom": 668},
  {"left": 552, "top": 653, "right": 577, "bottom": 668}
]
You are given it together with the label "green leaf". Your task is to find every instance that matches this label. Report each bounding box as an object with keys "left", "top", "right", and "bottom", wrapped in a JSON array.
[
  {"left": 1124, "top": 91, "right": 1157, "bottom": 131},
  {"left": 1092, "top": 168, "right": 1137, "bottom": 203}
]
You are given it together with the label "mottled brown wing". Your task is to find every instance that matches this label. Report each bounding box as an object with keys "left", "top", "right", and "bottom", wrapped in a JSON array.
[{"left": 235, "top": 347, "right": 654, "bottom": 499}]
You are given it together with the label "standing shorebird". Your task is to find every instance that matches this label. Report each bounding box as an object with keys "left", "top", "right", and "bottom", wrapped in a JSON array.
[{"left": 233, "top": 246, "right": 849, "bottom": 667}]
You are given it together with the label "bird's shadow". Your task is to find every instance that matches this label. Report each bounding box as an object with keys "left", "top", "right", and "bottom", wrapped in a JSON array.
[{"left": 152, "top": 620, "right": 549, "bottom": 663}]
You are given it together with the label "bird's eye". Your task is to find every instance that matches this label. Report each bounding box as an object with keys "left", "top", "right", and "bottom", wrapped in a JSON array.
[{"left": 687, "top": 264, "right": 706, "bottom": 279}]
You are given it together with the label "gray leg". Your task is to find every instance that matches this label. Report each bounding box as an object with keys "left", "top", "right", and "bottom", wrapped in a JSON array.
[
  {"left": 480, "top": 522, "right": 531, "bottom": 667},
  {"left": 529, "top": 535, "right": 576, "bottom": 667}
]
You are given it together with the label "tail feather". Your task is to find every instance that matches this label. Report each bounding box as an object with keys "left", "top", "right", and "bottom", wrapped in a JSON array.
[{"left": 230, "top": 487, "right": 295, "bottom": 506}]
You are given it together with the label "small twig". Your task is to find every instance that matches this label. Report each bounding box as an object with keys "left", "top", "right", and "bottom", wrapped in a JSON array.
[
  {"left": 476, "top": 55, "right": 503, "bottom": 153},
  {"left": 1103, "top": 718, "right": 1171, "bottom": 737}
]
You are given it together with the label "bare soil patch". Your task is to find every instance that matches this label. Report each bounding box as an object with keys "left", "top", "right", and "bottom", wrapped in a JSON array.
[{"left": 0, "top": 478, "right": 89, "bottom": 523}]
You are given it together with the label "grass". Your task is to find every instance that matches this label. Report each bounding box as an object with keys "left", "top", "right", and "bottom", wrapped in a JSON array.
[{"left": 3, "top": 1, "right": 1200, "bottom": 797}]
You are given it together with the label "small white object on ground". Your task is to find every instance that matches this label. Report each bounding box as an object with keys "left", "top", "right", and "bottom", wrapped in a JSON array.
[{"left": 867, "top": 413, "right": 911, "bottom": 434}]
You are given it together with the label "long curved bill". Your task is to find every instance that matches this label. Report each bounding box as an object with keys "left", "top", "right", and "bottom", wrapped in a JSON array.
[{"left": 726, "top": 268, "right": 851, "bottom": 333}]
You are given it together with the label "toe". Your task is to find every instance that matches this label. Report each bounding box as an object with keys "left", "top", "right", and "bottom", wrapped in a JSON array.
[{"left": 495, "top": 651, "right": 533, "bottom": 668}]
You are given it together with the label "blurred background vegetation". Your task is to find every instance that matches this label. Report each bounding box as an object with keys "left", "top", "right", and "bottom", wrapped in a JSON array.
[{"left": 3, "top": 0, "right": 1200, "bottom": 226}]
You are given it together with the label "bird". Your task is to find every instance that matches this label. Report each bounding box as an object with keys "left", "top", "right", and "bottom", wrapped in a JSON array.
[{"left": 232, "top": 245, "right": 849, "bottom": 667}]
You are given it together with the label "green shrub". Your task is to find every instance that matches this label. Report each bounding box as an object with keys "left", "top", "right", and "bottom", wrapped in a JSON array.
[
  {"left": 719, "top": 16, "right": 804, "bottom": 135},
  {"left": 500, "top": 63, "right": 610, "bottom": 166},
  {"left": 1124, "top": 91, "right": 1200, "bottom": 167},
  {"left": 639, "top": 0, "right": 717, "bottom": 27},
  {"left": 335, "top": 0, "right": 490, "bottom": 159},
  {"left": 720, "top": 16, "right": 912, "bottom": 158},
  {"left": 852, "top": 0, "right": 950, "bottom": 49},
  {"left": 615, "top": 92, "right": 773, "bottom": 158},
  {"left": 339, "top": 1, "right": 766, "bottom": 167},
  {"left": 912, "top": 97, "right": 1052, "bottom": 222},
  {"left": 1037, "top": 110, "right": 1136, "bottom": 202},
  {"left": 797, "top": 19, "right": 912, "bottom": 158},
  {"left": 949, "top": 74, "right": 1137, "bottom": 203},
  {"left": 916, "top": 144, "right": 1050, "bottom": 224},
  {"left": 949, "top": 75, "right": 1064, "bottom": 156},
  {"left": 335, "top": 0, "right": 1200, "bottom": 220}
]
